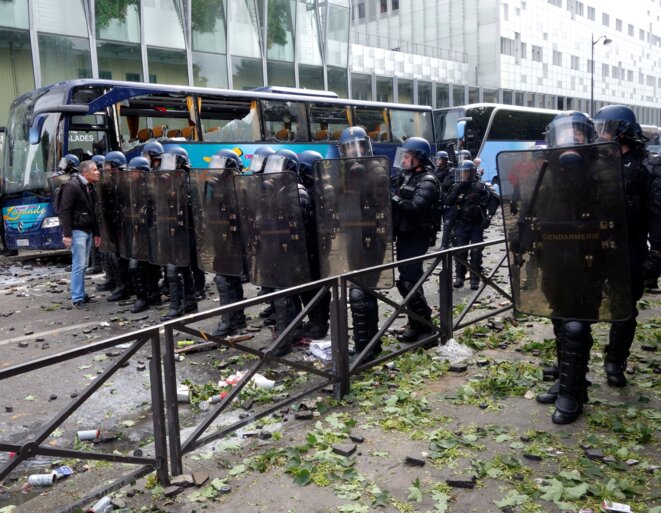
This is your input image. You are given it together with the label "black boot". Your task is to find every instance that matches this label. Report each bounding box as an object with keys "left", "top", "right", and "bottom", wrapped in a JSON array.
[
  {"left": 604, "top": 317, "right": 636, "bottom": 387},
  {"left": 129, "top": 261, "right": 150, "bottom": 313},
  {"left": 161, "top": 274, "right": 184, "bottom": 321},
  {"left": 302, "top": 289, "right": 331, "bottom": 339},
  {"left": 213, "top": 274, "right": 235, "bottom": 337},
  {"left": 108, "top": 255, "right": 132, "bottom": 301},
  {"left": 396, "top": 281, "right": 435, "bottom": 345},
  {"left": 538, "top": 331, "right": 562, "bottom": 403},
  {"left": 182, "top": 269, "right": 198, "bottom": 314},
  {"left": 551, "top": 321, "right": 592, "bottom": 425},
  {"left": 96, "top": 252, "right": 116, "bottom": 291},
  {"left": 349, "top": 288, "right": 380, "bottom": 361},
  {"left": 273, "top": 295, "right": 300, "bottom": 357},
  {"left": 469, "top": 274, "right": 480, "bottom": 290}
]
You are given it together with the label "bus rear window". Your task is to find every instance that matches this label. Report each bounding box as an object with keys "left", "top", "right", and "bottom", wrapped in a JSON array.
[
  {"left": 488, "top": 110, "right": 555, "bottom": 141},
  {"left": 389, "top": 109, "right": 433, "bottom": 144}
]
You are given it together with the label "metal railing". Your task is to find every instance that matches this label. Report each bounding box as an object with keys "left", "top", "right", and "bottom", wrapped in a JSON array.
[
  {"left": 0, "top": 238, "right": 511, "bottom": 512},
  {"left": 0, "top": 328, "right": 168, "bottom": 513}
]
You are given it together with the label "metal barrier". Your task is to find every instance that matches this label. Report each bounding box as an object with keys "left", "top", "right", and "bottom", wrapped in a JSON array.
[
  {"left": 0, "top": 238, "right": 511, "bottom": 511},
  {"left": 0, "top": 328, "right": 168, "bottom": 513}
]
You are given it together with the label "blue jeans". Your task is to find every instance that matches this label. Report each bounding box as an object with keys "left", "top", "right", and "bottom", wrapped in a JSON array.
[{"left": 71, "top": 230, "right": 93, "bottom": 303}]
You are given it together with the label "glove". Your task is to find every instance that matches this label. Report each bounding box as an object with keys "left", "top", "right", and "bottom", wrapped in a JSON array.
[
  {"left": 392, "top": 195, "right": 402, "bottom": 206},
  {"left": 481, "top": 215, "right": 492, "bottom": 229},
  {"left": 510, "top": 200, "right": 518, "bottom": 216}
]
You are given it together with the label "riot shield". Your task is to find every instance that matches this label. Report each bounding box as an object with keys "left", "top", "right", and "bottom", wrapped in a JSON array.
[
  {"left": 190, "top": 168, "right": 243, "bottom": 275},
  {"left": 313, "top": 157, "right": 394, "bottom": 288},
  {"left": 116, "top": 171, "right": 132, "bottom": 259},
  {"left": 147, "top": 169, "right": 190, "bottom": 266},
  {"left": 120, "top": 169, "right": 151, "bottom": 261},
  {"left": 234, "top": 171, "right": 311, "bottom": 288},
  {"left": 97, "top": 169, "right": 119, "bottom": 253},
  {"left": 496, "top": 142, "right": 631, "bottom": 321}
]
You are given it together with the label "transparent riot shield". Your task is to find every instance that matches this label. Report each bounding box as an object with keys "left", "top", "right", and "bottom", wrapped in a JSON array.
[
  {"left": 116, "top": 172, "right": 133, "bottom": 259},
  {"left": 147, "top": 169, "right": 190, "bottom": 266},
  {"left": 313, "top": 157, "right": 394, "bottom": 289},
  {"left": 122, "top": 169, "right": 151, "bottom": 261},
  {"left": 496, "top": 142, "right": 631, "bottom": 321},
  {"left": 97, "top": 169, "right": 119, "bottom": 253},
  {"left": 190, "top": 168, "right": 243, "bottom": 275},
  {"left": 234, "top": 171, "right": 311, "bottom": 288}
]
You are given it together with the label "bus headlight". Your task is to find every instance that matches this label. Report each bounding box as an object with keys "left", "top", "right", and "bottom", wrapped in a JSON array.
[{"left": 42, "top": 217, "right": 60, "bottom": 228}]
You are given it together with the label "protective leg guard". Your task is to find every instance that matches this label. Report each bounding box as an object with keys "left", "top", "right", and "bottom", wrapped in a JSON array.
[
  {"left": 604, "top": 315, "right": 636, "bottom": 387},
  {"left": 395, "top": 281, "right": 434, "bottom": 344},
  {"left": 273, "top": 295, "right": 301, "bottom": 356},
  {"left": 161, "top": 266, "right": 184, "bottom": 321},
  {"left": 129, "top": 260, "right": 149, "bottom": 313},
  {"left": 349, "top": 287, "right": 380, "bottom": 360},
  {"left": 552, "top": 321, "right": 593, "bottom": 425},
  {"left": 213, "top": 274, "right": 234, "bottom": 337}
]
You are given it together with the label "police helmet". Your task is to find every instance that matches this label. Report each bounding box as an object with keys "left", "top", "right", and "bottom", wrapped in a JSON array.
[
  {"left": 91, "top": 155, "right": 105, "bottom": 167},
  {"left": 593, "top": 105, "right": 646, "bottom": 147},
  {"left": 545, "top": 111, "right": 596, "bottom": 148},
  {"left": 169, "top": 146, "right": 190, "bottom": 166},
  {"left": 212, "top": 148, "right": 243, "bottom": 171},
  {"left": 457, "top": 149, "right": 472, "bottom": 164},
  {"left": 128, "top": 156, "right": 151, "bottom": 173},
  {"left": 454, "top": 160, "right": 477, "bottom": 183},
  {"left": 394, "top": 137, "right": 431, "bottom": 170},
  {"left": 249, "top": 146, "right": 276, "bottom": 173},
  {"left": 434, "top": 150, "right": 449, "bottom": 163},
  {"left": 338, "top": 127, "right": 373, "bottom": 158},
  {"left": 104, "top": 151, "right": 127, "bottom": 171},
  {"left": 298, "top": 150, "right": 323, "bottom": 181},
  {"left": 58, "top": 154, "right": 80, "bottom": 173},
  {"left": 142, "top": 141, "right": 165, "bottom": 160},
  {"left": 265, "top": 148, "right": 299, "bottom": 174}
]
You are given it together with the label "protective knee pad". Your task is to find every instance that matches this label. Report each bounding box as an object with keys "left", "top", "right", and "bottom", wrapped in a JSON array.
[{"left": 561, "top": 321, "right": 593, "bottom": 353}]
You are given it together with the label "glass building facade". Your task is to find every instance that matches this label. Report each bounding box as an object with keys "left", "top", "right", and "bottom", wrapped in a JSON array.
[{"left": 0, "top": 0, "right": 350, "bottom": 124}]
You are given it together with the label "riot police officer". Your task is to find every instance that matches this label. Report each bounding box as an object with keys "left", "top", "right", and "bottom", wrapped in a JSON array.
[
  {"left": 212, "top": 149, "right": 248, "bottom": 337},
  {"left": 160, "top": 146, "right": 199, "bottom": 321},
  {"left": 126, "top": 156, "right": 162, "bottom": 313},
  {"left": 298, "top": 150, "right": 331, "bottom": 339},
  {"left": 444, "top": 160, "right": 499, "bottom": 289},
  {"left": 97, "top": 151, "right": 133, "bottom": 302},
  {"left": 592, "top": 106, "right": 661, "bottom": 388},
  {"left": 264, "top": 149, "right": 312, "bottom": 355},
  {"left": 391, "top": 137, "right": 440, "bottom": 344}
]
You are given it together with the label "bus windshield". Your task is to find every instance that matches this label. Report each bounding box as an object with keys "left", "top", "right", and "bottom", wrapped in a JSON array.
[{"left": 3, "top": 92, "right": 59, "bottom": 196}]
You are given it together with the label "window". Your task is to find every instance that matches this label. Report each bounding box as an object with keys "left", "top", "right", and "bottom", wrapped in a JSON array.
[
  {"left": 520, "top": 42, "right": 527, "bottom": 59},
  {"left": 353, "top": 107, "right": 390, "bottom": 142},
  {"left": 647, "top": 75, "right": 656, "bottom": 87},
  {"left": 197, "top": 95, "right": 260, "bottom": 142},
  {"left": 500, "top": 37, "right": 515, "bottom": 56},
  {"left": 612, "top": 66, "right": 619, "bottom": 79},
  {"left": 308, "top": 103, "right": 350, "bottom": 141},
  {"left": 532, "top": 45, "right": 543, "bottom": 62},
  {"left": 39, "top": 34, "right": 91, "bottom": 86},
  {"left": 547, "top": 0, "right": 561, "bottom": 6},
  {"left": 602, "top": 63, "right": 609, "bottom": 76},
  {"left": 397, "top": 79, "right": 413, "bottom": 104},
  {"left": 357, "top": 2, "right": 365, "bottom": 19},
  {"left": 380, "top": 0, "right": 387, "bottom": 13},
  {"left": 503, "top": 3, "right": 509, "bottom": 20},
  {"left": 639, "top": 29, "right": 645, "bottom": 41},
  {"left": 435, "top": 83, "right": 449, "bottom": 108},
  {"left": 351, "top": 73, "right": 372, "bottom": 101},
  {"left": 616, "top": 19, "right": 622, "bottom": 32},
  {"left": 389, "top": 109, "right": 432, "bottom": 143},
  {"left": 587, "top": 6, "right": 595, "bottom": 20},
  {"left": 602, "top": 13, "right": 609, "bottom": 26},
  {"left": 627, "top": 69, "right": 633, "bottom": 82},
  {"left": 571, "top": 55, "right": 579, "bottom": 70},
  {"left": 552, "top": 50, "right": 562, "bottom": 66},
  {"left": 376, "top": 76, "right": 392, "bottom": 102},
  {"left": 391, "top": 0, "right": 399, "bottom": 10},
  {"left": 587, "top": 59, "right": 593, "bottom": 73},
  {"left": 575, "top": 1, "right": 583, "bottom": 16},
  {"left": 418, "top": 81, "right": 432, "bottom": 107},
  {"left": 261, "top": 100, "right": 308, "bottom": 142},
  {"left": 489, "top": 110, "right": 557, "bottom": 141}
]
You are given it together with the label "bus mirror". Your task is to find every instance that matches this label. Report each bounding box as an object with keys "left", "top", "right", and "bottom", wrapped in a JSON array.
[
  {"left": 456, "top": 120, "right": 466, "bottom": 140},
  {"left": 29, "top": 114, "right": 48, "bottom": 144}
]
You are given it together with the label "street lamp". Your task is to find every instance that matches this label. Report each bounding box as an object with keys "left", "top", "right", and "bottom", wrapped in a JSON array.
[{"left": 590, "top": 34, "right": 612, "bottom": 116}]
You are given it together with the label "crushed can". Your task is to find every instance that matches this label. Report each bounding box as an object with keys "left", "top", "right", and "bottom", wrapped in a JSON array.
[
  {"left": 86, "top": 496, "right": 113, "bottom": 513},
  {"left": 77, "top": 429, "right": 100, "bottom": 441},
  {"left": 27, "top": 472, "right": 57, "bottom": 486}
]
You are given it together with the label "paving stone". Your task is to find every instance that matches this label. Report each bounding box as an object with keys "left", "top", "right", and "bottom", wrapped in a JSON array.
[
  {"left": 192, "top": 472, "right": 209, "bottom": 486},
  {"left": 332, "top": 443, "right": 357, "bottom": 457},
  {"left": 349, "top": 434, "right": 365, "bottom": 444},
  {"left": 294, "top": 410, "right": 313, "bottom": 420},
  {"left": 163, "top": 485, "right": 183, "bottom": 497},
  {"left": 585, "top": 448, "right": 605, "bottom": 460},
  {"left": 523, "top": 453, "right": 543, "bottom": 461},
  {"left": 446, "top": 475, "right": 476, "bottom": 489},
  {"left": 404, "top": 456, "right": 425, "bottom": 467}
]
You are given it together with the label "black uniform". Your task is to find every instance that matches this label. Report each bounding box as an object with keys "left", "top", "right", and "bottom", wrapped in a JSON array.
[{"left": 392, "top": 164, "right": 440, "bottom": 343}]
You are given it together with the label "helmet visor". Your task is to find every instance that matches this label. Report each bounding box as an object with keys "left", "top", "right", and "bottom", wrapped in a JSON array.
[
  {"left": 338, "top": 139, "right": 371, "bottom": 158},
  {"left": 210, "top": 155, "right": 230, "bottom": 169},
  {"left": 264, "top": 155, "right": 286, "bottom": 174},
  {"left": 58, "top": 157, "right": 71, "bottom": 171},
  {"left": 249, "top": 154, "right": 267, "bottom": 173},
  {"left": 593, "top": 119, "right": 620, "bottom": 141},
  {"left": 161, "top": 154, "right": 177, "bottom": 171},
  {"left": 454, "top": 167, "right": 475, "bottom": 182},
  {"left": 393, "top": 148, "right": 414, "bottom": 170},
  {"left": 548, "top": 118, "right": 590, "bottom": 147}
]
